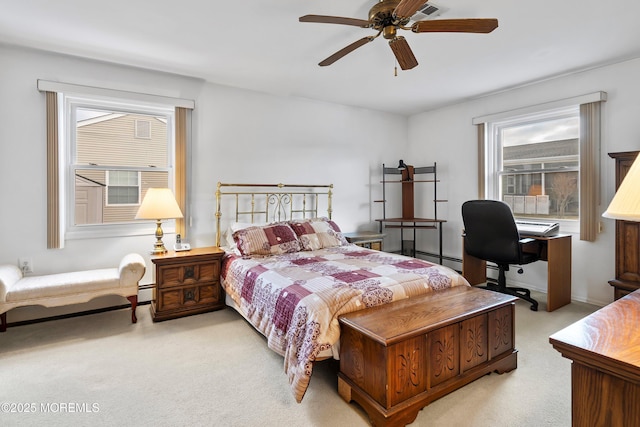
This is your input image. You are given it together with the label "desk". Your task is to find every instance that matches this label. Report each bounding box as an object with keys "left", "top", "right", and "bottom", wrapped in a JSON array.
[
  {"left": 549, "top": 290, "right": 640, "bottom": 426},
  {"left": 462, "top": 234, "right": 571, "bottom": 312}
]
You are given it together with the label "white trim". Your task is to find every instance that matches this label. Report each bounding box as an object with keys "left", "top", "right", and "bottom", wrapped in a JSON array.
[
  {"left": 37, "top": 79, "right": 195, "bottom": 109},
  {"left": 472, "top": 91, "right": 607, "bottom": 125}
]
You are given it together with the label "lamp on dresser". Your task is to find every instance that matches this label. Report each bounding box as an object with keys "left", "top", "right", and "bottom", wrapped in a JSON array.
[
  {"left": 135, "top": 188, "right": 183, "bottom": 254},
  {"left": 604, "top": 151, "right": 640, "bottom": 299}
]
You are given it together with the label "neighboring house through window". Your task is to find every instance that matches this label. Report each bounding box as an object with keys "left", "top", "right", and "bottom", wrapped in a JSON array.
[
  {"left": 487, "top": 106, "right": 579, "bottom": 221},
  {"left": 68, "top": 102, "right": 173, "bottom": 237}
]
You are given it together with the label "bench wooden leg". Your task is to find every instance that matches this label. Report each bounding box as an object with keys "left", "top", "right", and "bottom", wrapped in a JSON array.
[
  {"left": 127, "top": 295, "right": 138, "bottom": 324},
  {"left": 0, "top": 312, "right": 6, "bottom": 332}
]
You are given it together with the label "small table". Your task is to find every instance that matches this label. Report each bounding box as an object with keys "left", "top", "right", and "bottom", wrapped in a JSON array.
[
  {"left": 344, "top": 232, "right": 385, "bottom": 251},
  {"left": 150, "top": 246, "right": 225, "bottom": 321}
]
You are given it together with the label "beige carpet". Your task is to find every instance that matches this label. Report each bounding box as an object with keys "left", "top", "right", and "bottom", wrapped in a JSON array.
[{"left": 1, "top": 291, "right": 597, "bottom": 427}]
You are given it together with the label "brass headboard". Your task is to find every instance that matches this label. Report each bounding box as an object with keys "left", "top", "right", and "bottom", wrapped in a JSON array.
[{"left": 215, "top": 182, "right": 333, "bottom": 247}]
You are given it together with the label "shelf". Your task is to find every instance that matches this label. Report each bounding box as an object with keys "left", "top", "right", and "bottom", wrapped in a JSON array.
[
  {"left": 382, "top": 225, "right": 437, "bottom": 230},
  {"left": 377, "top": 162, "right": 445, "bottom": 263},
  {"left": 376, "top": 218, "right": 445, "bottom": 223},
  {"left": 380, "top": 180, "right": 440, "bottom": 183}
]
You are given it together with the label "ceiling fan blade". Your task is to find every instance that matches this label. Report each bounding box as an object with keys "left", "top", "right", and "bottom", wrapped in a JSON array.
[
  {"left": 318, "top": 37, "right": 375, "bottom": 66},
  {"left": 299, "top": 15, "right": 371, "bottom": 28},
  {"left": 393, "top": 0, "right": 427, "bottom": 20},
  {"left": 389, "top": 36, "right": 418, "bottom": 70},
  {"left": 412, "top": 18, "right": 499, "bottom": 34}
]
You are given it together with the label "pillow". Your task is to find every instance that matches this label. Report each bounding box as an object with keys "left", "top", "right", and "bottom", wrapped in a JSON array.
[
  {"left": 289, "top": 218, "right": 349, "bottom": 250},
  {"left": 232, "top": 222, "right": 301, "bottom": 256},
  {"left": 222, "top": 222, "right": 266, "bottom": 253}
]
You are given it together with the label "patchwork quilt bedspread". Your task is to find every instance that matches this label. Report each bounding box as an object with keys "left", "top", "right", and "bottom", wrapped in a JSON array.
[{"left": 220, "top": 244, "right": 470, "bottom": 402}]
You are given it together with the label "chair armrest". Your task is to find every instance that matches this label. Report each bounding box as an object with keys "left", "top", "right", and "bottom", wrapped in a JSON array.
[
  {"left": 0, "top": 265, "right": 23, "bottom": 301},
  {"left": 118, "top": 254, "right": 146, "bottom": 288}
]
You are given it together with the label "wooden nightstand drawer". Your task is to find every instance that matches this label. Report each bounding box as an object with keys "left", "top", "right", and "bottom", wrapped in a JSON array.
[
  {"left": 157, "top": 283, "right": 220, "bottom": 310},
  {"left": 150, "top": 247, "right": 224, "bottom": 321},
  {"left": 156, "top": 261, "right": 220, "bottom": 288}
]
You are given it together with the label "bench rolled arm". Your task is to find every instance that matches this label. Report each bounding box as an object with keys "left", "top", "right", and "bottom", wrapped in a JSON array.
[
  {"left": 118, "top": 253, "right": 146, "bottom": 287},
  {"left": 0, "top": 265, "right": 23, "bottom": 302}
]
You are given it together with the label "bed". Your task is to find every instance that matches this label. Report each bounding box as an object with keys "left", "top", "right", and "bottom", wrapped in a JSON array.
[{"left": 215, "top": 182, "right": 470, "bottom": 403}]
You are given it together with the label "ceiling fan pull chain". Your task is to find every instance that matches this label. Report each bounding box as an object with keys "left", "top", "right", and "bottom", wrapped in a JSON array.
[{"left": 394, "top": 59, "right": 398, "bottom": 77}]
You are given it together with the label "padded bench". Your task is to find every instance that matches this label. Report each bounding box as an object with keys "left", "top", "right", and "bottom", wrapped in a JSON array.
[{"left": 0, "top": 253, "right": 146, "bottom": 332}]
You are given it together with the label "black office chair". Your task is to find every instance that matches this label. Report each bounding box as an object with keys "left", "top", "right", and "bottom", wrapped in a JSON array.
[{"left": 462, "top": 200, "right": 539, "bottom": 311}]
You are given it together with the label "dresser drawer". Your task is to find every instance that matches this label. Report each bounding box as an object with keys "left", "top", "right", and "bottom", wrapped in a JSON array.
[
  {"left": 156, "top": 282, "right": 221, "bottom": 311},
  {"left": 156, "top": 261, "right": 219, "bottom": 288}
]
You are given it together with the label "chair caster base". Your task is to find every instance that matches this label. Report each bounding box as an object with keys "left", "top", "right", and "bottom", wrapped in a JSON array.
[{"left": 480, "top": 282, "right": 538, "bottom": 311}]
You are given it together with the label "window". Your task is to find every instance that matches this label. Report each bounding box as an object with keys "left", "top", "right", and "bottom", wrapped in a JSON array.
[
  {"left": 65, "top": 100, "right": 174, "bottom": 238},
  {"left": 487, "top": 107, "right": 580, "bottom": 221},
  {"left": 40, "top": 80, "right": 193, "bottom": 248},
  {"left": 106, "top": 171, "right": 141, "bottom": 205},
  {"left": 474, "top": 92, "right": 606, "bottom": 241}
]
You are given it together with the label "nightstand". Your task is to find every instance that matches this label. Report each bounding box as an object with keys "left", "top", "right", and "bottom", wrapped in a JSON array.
[
  {"left": 344, "top": 232, "right": 385, "bottom": 251},
  {"left": 150, "top": 246, "right": 225, "bottom": 321}
]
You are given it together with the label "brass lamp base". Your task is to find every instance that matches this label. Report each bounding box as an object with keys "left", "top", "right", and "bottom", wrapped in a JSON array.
[{"left": 150, "top": 220, "right": 167, "bottom": 254}]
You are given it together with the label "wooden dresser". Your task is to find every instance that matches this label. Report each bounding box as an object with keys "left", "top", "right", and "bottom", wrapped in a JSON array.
[
  {"left": 608, "top": 151, "right": 640, "bottom": 299},
  {"left": 150, "top": 246, "right": 224, "bottom": 321},
  {"left": 338, "top": 286, "right": 517, "bottom": 427},
  {"left": 550, "top": 290, "right": 640, "bottom": 427}
]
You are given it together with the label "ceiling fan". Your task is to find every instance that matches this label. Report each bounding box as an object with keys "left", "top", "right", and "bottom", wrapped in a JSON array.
[{"left": 299, "top": 0, "right": 498, "bottom": 71}]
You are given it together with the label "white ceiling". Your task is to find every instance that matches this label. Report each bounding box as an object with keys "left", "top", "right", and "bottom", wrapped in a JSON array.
[{"left": 3, "top": 0, "right": 640, "bottom": 116}]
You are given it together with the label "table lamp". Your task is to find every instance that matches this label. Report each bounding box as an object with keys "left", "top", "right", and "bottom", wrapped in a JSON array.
[
  {"left": 135, "top": 188, "right": 183, "bottom": 254},
  {"left": 603, "top": 154, "right": 640, "bottom": 221}
]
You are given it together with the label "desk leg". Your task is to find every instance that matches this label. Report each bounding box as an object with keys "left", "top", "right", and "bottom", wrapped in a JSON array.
[
  {"left": 462, "top": 239, "right": 487, "bottom": 286},
  {"left": 546, "top": 235, "right": 572, "bottom": 312}
]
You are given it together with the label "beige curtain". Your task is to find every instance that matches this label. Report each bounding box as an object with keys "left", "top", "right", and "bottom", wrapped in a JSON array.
[
  {"left": 174, "top": 107, "right": 188, "bottom": 239},
  {"left": 579, "top": 101, "right": 602, "bottom": 242},
  {"left": 46, "top": 92, "right": 61, "bottom": 249}
]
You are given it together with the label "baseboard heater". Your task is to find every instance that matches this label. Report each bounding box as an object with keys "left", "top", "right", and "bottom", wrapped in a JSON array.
[{"left": 413, "top": 250, "right": 500, "bottom": 275}]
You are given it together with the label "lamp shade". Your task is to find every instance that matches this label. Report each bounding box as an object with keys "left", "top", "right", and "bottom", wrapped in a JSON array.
[
  {"left": 135, "top": 188, "right": 183, "bottom": 220},
  {"left": 603, "top": 154, "right": 640, "bottom": 221}
]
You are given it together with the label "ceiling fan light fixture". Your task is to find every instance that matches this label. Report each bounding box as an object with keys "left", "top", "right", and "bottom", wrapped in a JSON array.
[{"left": 383, "top": 25, "right": 397, "bottom": 39}]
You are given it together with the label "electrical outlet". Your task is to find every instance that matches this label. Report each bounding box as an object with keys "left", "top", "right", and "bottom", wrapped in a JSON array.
[{"left": 18, "top": 258, "right": 33, "bottom": 274}]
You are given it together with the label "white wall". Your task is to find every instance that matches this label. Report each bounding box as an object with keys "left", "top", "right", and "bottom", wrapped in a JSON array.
[
  {"left": 408, "top": 57, "right": 640, "bottom": 306},
  {"left": 4, "top": 42, "right": 631, "bottom": 324},
  {"left": 0, "top": 44, "right": 407, "bottom": 322}
]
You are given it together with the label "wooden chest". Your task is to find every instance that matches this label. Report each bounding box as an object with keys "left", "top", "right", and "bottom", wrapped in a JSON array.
[
  {"left": 151, "top": 247, "right": 224, "bottom": 321},
  {"left": 338, "top": 286, "right": 517, "bottom": 427}
]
